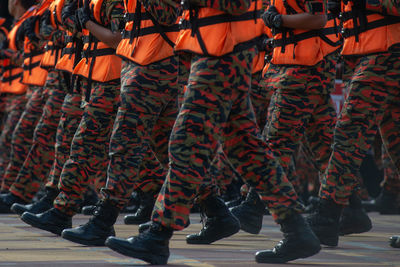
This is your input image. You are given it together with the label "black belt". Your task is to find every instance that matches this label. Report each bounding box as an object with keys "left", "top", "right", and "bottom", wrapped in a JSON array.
[
  {"left": 178, "top": 10, "right": 262, "bottom": 30},
  {"left": 82, "top": 47, "right": 115, "bottom": 58},
  {"left": 2, "top": 72, "right": 21, "bottom": 83},
  {"left": 23, "top": 60, "right": 41, "bottom": 71}
]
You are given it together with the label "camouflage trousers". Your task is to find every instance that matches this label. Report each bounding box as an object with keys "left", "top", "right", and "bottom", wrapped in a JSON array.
[
  {"left": 54, "top": 79, "right": 120, "bottom": 215},
  {"left": 44, "top": 77, "right": 84, "bottom": 191},
  {"left": 0, "top": 94, "right": 7, "bottom": 132},
  {"left": 198, "top": 70, "right": 274, "bottom": 200},
  {"left": 263, "top": 54, "right": 337, "bottom": 177},
  {"left": 0, "top": 93, "right": 28, "bottom": 186},
  {"left": 9, "top": 70, "right": 68, "bottom": 202},
  {"left": 320, "top": 51, "right": 400, "bottom": 205},
  {"left": 1, "top": 85, "right": 46, "bottom": 191},
  {"left": 152, "top": 49, "right": 303, "bottom": 230},
  {"left": 101, "top": 58, "right": 179, "bottom": 210}
]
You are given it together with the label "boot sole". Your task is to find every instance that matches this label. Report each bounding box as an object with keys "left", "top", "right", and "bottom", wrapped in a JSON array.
[
  {"left": 186, "top": 224, "right": 241, "bottom": 244},
  {"left": 255, "top": 243, "right": 321, "bottom": 263},
  {"left": 61, "top": 231, "right": 110, "bottom": 246},
  {"left": 240, "top": 220, "right": 262, "bottom": 235},
  {"left": 21, "top": 213, "right": 68, "bottom": 236},
  {"left": 339, "top": 223, "right": 372, "bottom": 236},
  {"left": 106, "top": 237, "right": 168, "bottom": 265},
  {"left": 318, "top": 234, "right": 338, "bottom": 247},
  {"left": 10, "top": 205, "right": 29, "bottom": 216}
]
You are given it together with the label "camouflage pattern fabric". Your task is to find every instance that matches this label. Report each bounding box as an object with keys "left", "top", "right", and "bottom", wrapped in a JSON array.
[
  {"left": 54, "top": 80, "right": 120, "bottom": 216},
  {"left": 262, "top": 54, "right": 337, "bottom": 177},
  {"left": 9, "top": 70, "right": 68, "bottom": 202},
  {"left": 101, "top": 58, "right": 179, "bottom": 210},
  {"left": 197, "top": 70, "right": 273, "bottom": 201},
  {"left": 0, "top": 94, "right": 28, "bottom": 185},
  {"left": 0, "top": 94, "right": 7, "bottom": 132},
  {"left": 151, "top": 49, "right": 303, "bottom": 231},
  {"left": 44, "top": 77, "right": 85, "bottom": 192},
  {"left": 320, "top": 48, "right": 400, "bottom": 205},
  {"left": 1, "top": 86, "right": 46, "bottom": 191}
]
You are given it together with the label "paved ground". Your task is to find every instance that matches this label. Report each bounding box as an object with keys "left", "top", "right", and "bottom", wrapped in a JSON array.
[{"left": 0, "top": 212, "right": 399, "bottom": 266}]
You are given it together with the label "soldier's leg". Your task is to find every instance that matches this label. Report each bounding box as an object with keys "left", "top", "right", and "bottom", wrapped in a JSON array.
[
  {"left": 1, "top": 86, "right": 46, "bottom": 191},
  {"left": 0, "top": 94, "right": 27, "bottom": 184},
  {"left": 60, "top": 58, "right": 178, "bottom": 245},
  {"left": 375, "top": 89, "right": 400, "bottom": 214},
  {"left": 45, "top": 78, "right": 84, "bottom": 193},
  {"left": 54, "top": 81, "right": 120, "bottom": 215},
  {"left": 109, "top": 50, "right": 320, "bottom": 265},
  {"left": 9, "top": 70, "right": 68, "bottom": 203},
  {"left": 311, "top": 52, "right": 400, "bottom": 247},
  {"left": 0, "top": 86, "right": 47, "bottom": 212},
  {"left": 13, "top": 77, "right": 83, "bottom": 216},
  {"left": 123, "top": 96, "right": 178, "bottom": 225},
  {"left": 20, "top": 79, "right": 120, "bottom": 235}
]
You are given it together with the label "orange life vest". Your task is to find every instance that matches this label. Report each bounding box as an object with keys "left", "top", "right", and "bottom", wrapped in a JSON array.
[
  {"left": 340, "top": 2, "right": 400, "bottom": 56},
  {"left": 0, "top": 8, "right": 35, "bottom": 94},
  {"left": 54, "top": 0, "right": 82, "bottom": 74},
  {"left": 21, "top": 0, "right": 53, "bottom": 86},
  {"left": 174, "top": 0, "right": 265, "bottom": 57},
  {"left": 270, "top": 0, "right": 341, "bottom": 66},
  {"left": 116, "top": 0, "right": 180, "bottom": 65},
  {"left": 73, "top": 0, "right": 121, "bottom": 82},
  {"left": 40, "top": 0, "right": 65, "bottom": 69}
]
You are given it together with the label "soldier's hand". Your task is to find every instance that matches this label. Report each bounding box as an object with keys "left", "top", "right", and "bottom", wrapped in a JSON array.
[
  {"left": 76, "top": 7, "right": 91, "bottom": 29},
  {"left": 261, "top": 6, "right": 283, "bottom": 30},
  {"left": 61, "top": 0, "right": 78, "bottom": 24},
  {"left": 22, "top": 16, "right": 40, "bottom": 43}
]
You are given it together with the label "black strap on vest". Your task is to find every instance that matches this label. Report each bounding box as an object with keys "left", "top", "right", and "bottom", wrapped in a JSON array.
[
  {"left": 2, "top": 72, "right": 22, "bottom": 83},
  {"left": 123, "top": 2, "right": 178, "bottom": 56},
  {"left": 81, "top": 47, "right": 116, "bottom": 58},
  {"left": 273, "top": 26, "right": 342, "bottom": 48},
  {"left": 81, "top": 33, "right": 115, "bottom": 101},
  {"left": 273, "top": 7, "right": 342, "bottom": 58},
  {"left": 180, "top": 0, "right": 262, "bottom": 56},
  {"left": 340, "top": 9, "right": 400, "bottom": 41},
  {"left": 23, "top": 60, "right": 41, "bottom": 71}
]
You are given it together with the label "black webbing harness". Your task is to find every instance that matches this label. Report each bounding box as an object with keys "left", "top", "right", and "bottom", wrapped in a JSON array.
[
  {"left": 122, "top": 0, "right": 179, "bottom": 58},
  {"left": 339, "top": 5, "right": 400, "bottom": 42},
  {"left": 179, "top": 0, "right": 261, "bottom": 56},
  {"left": 272, "top": 1, "right": 341, "bottom": 59}
]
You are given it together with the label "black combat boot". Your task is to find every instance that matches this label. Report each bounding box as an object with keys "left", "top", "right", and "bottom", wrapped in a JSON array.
[
  {"left": 21, "top": 208, "right": 72, "bottom": 235},
  {"left": 304, "top": 196, "right": 320, "bottom": 213},
  {"left": 0, "top": 193, "right": 27, "bottom": 213},
  {"left": 61, "top": 200, "right": 119, "bottom": 246},
  {"left": 375, "top": 189, "right": 399, "bottom": 214},
  {"left": 106, "top": 222, "right": 173, "bottom": 265},
  {"left": 81, "top": 205, "right": 96, "bottom": 215},
  {"left": 138, "top": 221, "right": 152, "bottom": 233},
  {"left": 230, "top": 188, "right": 265, "bottom": 234},
  {"left": 339, "top": 193, "right": 372, "bottom": 235},
  {"left": 225, "top": 195, "right": 246, "bottom": 208},
  {"left": 390, "top": 235, "right": 400, "bottom": 248},
  {"left": 186, "top": 195, "right": 240, "bottom": 244},
  {"left": 306, "top": 198, "right": 343, "bottom": 246},
  {"left": 255, "top": 212, "right": 321, "bottom": 263},
  {"left": 123, "top": 190, "right": 155, "bottom": 225},
  {"left": 11, "top": 188, "right": 59, "bottom": 215}
]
